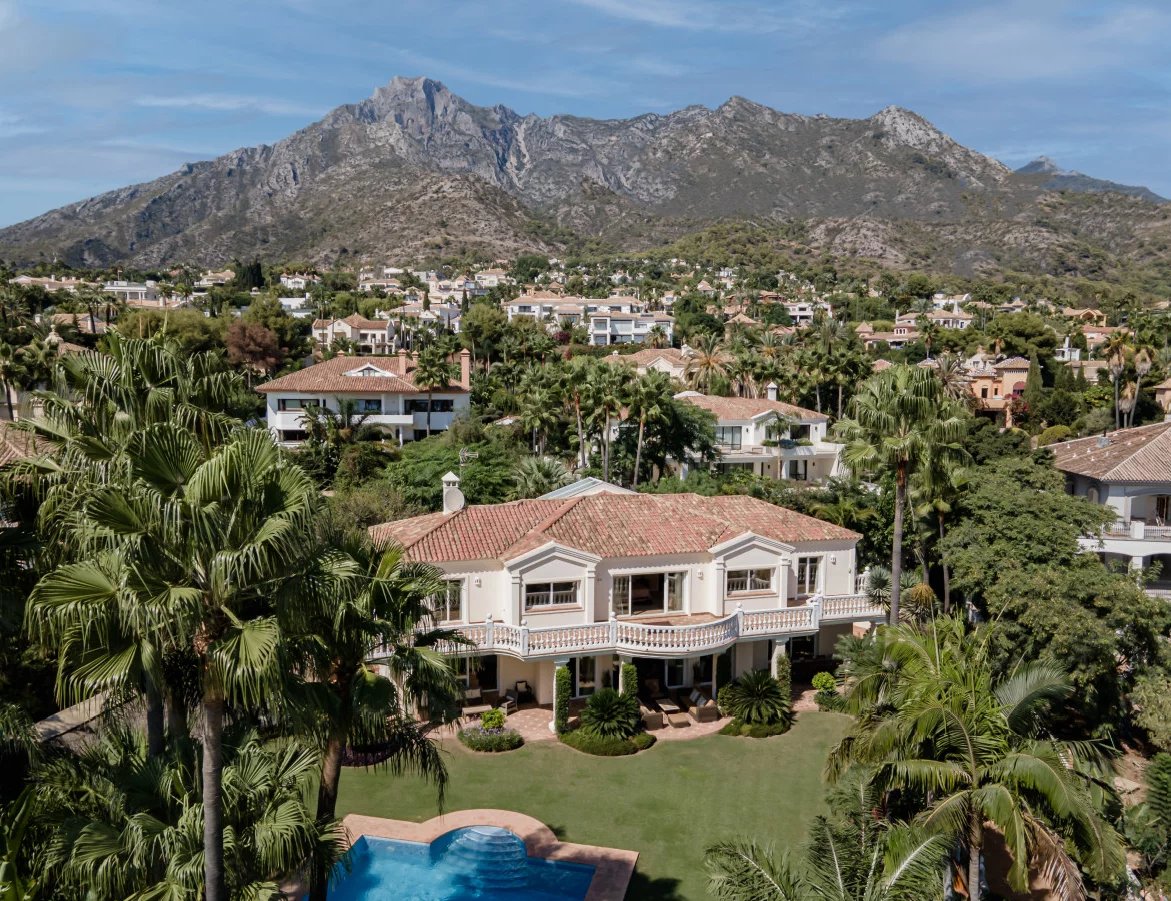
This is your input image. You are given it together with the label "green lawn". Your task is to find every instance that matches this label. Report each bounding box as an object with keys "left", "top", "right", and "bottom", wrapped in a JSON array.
[{"left": 336, "top": 711, "right": 851, "bottom": 900}]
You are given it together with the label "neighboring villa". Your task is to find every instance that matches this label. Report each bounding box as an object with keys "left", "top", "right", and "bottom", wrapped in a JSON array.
[
  {"left": 280, "top": 273, "right": 320, "bottom": 291},
  {"left": 1050, "top": 421, "right": 1171, "bottom": 598},
  {"left": 589, "top": 311, "right": 674, "bottom": 347},
  {"left": 257, "top": 350, "right": 472, "bottom": 445},
  {"left": 503, "top": 294, "right": 675, "bottom": 346},
  {"left": 8, "top": 274, "right": 96, "bottom": 293},
  {"left": 368, "top": 478, "right": 881, "bottom": 706},
  {"left": 675, "top": 389, "right": 842, "bottom": 482},
  {"left": 599, "top": 347, "right": 689, "bottom": 381},
  {"left": 966, "top": 356, "right": 1031, "bottom": 426},
  {"left": 311, "top": 313, "right": 395, "bottom": 354}
]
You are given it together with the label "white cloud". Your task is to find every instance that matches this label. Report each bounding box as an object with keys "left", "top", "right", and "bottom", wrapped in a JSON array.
[
  {"left": 877, "top": 2, "right": 1171, "bottom": 81},
  {"left": 135, "top": 93, "right": 324, "bottom": 117}
]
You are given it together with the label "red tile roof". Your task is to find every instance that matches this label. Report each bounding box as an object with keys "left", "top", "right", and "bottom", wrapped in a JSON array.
[
  {"left": 256, "top": 355, "right": 464, "bottom": 395},
  {"left": 676, "top": 392, "right": 825, "bottom": 422},
  {"left": 370, "top": 492, "right": 858, "bottom": 563},
  {"left": 1049, "top": 420, "right": 1171, "bottom": 484}
]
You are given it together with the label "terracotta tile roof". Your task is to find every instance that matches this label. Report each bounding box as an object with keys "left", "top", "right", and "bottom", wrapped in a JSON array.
[
  {"left": 370, "top": 492, "right": 857, "bottom": 564},
  {"left": 1049, "top": 421, "right": 1171, "bottom": 484},
  {"left": 256, "top": 355, "right": 464, "bottom": 394},
  {"left": 0, "top": 422, "right": 37, "bottom": 468},
  {"left": 675, "top": 392, "right": 825, "bottom": 422},
  {"left": 599, "top": 348, "right": 685, "bottom": 368},
  {"left": 993, "top": 356, "right": 1030, "bottom": 370},
  {"left": 313, "top": 314, "right": 391, "bottom": 331}
]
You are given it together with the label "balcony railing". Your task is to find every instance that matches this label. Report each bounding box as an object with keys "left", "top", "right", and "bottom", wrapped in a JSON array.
[
  {"left": 373, "top": 593, "right": 885, "bottom": 662},
  {"left": 1100, "top": 520, "right": 1171, "bottom": 541}
]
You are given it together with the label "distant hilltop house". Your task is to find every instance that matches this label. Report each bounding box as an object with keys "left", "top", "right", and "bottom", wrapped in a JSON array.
[
  {"left": 279, "top": 272, "right": 320, "bottom": 291},
  {"left": 599, "top": 347, "right": 689, "bottom": 381},
  {"left": 195, "top": 269, "right": 235, "bottom": 289},
  {"left": 8, "top": 274, "right": 96, "bottom": 293},
  {"left": 473, "top": 268, "right": 513, "bottom": 289},
  {"left": 675, "top": 389, "right": 843, "bottom": 483},
  {"left": 503, "top": 293, "right": 674, "bottom": 346},
  {"left": 257, "top": 349, "right": 472, "bottom": 446},
  {"left": 103, "top": 280, "right": 158, "bottom": 304}
]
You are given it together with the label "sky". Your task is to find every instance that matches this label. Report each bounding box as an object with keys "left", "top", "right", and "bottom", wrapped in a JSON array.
[{"left": 2, "top": 0, "right": 1170, "bottom": 227}]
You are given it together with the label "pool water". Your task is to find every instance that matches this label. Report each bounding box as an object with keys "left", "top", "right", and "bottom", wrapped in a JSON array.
[{"left": 328, "top": 827, "right": 596, "bottom": 900}]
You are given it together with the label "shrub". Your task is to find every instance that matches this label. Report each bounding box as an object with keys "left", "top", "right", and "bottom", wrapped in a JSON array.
[
  {"left": 459, "top": 727, "right": 524, "bottom": 753},
  {"left": 718, "top": 718, "right": 791, "bottom": 738},
  {"left": 1037, "top": 424, "right": 1072, "bottom": 446},
  {"left": 620, "top": 662, "right": 638, "bottom": 700},
  {"left": 579, "top": 688, "right": 639, "bottom": 739},
  {"left": 480, "top": 708, "right": 506, "bottom": 731},
  {"left": 554, "top": 665, "right": 571, "bottom": 734},
  {"left": 561, "top": 729, "right": 637, "bottom": 756},
  {"left": 811, "top": 671, "right": 836, "bottom": 693},
  {"left": 630, "top": 732, "right": 657, "bottom": 751},
  {"left": 720, "top": 669, "right": 792, "bottom": 727},
  {"left": 774, "top": 654, "right": 791, "bottom": 701}
]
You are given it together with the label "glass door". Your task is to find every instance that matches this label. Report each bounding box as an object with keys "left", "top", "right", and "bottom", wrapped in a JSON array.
[{"left": 666, "top": 571, "right": 684, "bottom": 612}]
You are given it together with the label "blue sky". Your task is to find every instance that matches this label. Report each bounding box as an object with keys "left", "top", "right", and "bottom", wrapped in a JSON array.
[{"left": 2, "top": 0, "right": 1169, "bottom": 227}]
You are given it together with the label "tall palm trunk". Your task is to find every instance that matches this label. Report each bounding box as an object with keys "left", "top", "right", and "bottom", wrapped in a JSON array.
[
  {"left": 1113, "top": 377, "right": 1121, "bottom": 430},
  {"left": 1131, "top": 375, "right": 1144, "bottom": 428},
  {"left": 166, "top": 687, "right": 189, "bottom": 742},
  {"left": 968, "top": 815, "right": 984, "bottom": 901},
  {"left": 202, "top": 694, "right": 227, "bottom": 901},
  {"left": 836, "top": 383, "right": 844, "bottom": 419},
  {"left": 310, "top": 730, "right": 346, "bottom": 901},
  {"left": 938, "top": 512, "right": 951, "bottom": 613},
  {"left": 574, "top": 397, "right": 586, "bottom": 468},
  {"left": 890, "top": 462, "right": 906, "bottom": 625},
  {"left": 145, "top": 680, "right": 165, "bottom": 757},
  {"left": 633, "top": 417, "right": 646, "bottom": 488},
  {"left": 425, "top": 390, "right": 433, "bottom": 437},
  {"left": 2, "top": 382, "right": 13, "bottom": 421}
]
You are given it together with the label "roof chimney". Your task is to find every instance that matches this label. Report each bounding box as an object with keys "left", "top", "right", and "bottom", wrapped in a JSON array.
[
  {"left": 459, "top": 349, "right": 471, "bottom": 390},
  {"left": 766, "top": 382, "right": 778, "bottom": 401},
  {"left": 442, "top": 471, "right": 465, "bottom": 514},
  {"left": 1096, "top": 432, "right": 1110, "bottom": 449}
]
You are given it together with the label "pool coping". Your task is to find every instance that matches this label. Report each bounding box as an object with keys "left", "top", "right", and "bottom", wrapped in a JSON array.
[{"left": 342, "top": 810, "right": 638, "bottom": 901}]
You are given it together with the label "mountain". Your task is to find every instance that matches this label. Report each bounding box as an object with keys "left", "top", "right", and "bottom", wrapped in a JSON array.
[
  {"left": 1, "top": 76, "right": 1168, "bottom": 285},
  {"left": 1014, "top": 156, "right": 1166, "bottom": 203}
]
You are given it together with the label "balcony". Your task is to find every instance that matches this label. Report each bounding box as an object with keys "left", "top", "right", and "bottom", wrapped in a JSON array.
[
  {"left": 374, "top": 593, "right": 885, "bottom": 662},
  {"left": 1102, "top": 520, "right": 1171, "bottom": 541}
]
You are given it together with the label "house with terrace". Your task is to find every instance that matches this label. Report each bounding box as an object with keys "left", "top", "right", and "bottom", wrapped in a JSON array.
[
  {"left": 368, "top": 480, "right": 880, "bottom": 711},
  {"left": 1050, "top": 421, "right": 1171, "bottom": 599},
  {"left": 257, "top": 350, "right": 471, "bottom": 446},
  {"left": 675, "top": 389, "right": 843, "bottom": 482},
  {"left": 311, "top": 314, "right": 395, "bottom": 354}
]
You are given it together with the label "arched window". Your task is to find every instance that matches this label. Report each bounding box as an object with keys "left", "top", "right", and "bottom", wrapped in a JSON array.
[{"left": 1086, "top": 487, "right": 1100, "bottom": 504}]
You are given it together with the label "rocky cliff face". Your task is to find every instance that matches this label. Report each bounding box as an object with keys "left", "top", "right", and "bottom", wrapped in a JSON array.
[{"left": 0, "top": 76, "right": 1164, "bottom": 271}]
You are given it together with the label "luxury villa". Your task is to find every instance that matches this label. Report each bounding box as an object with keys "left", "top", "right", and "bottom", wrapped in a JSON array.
[
  {"left": 368, "top": 478, "right": 881, "bottom": 712},
  {"left": 257, "top": 351, "right": 472, "bottom": 446},
  {"left": 1050, "top": 421, "right": 1171, "bottom": 598}
]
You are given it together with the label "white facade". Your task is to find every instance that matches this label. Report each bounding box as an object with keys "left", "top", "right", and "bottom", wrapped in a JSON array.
[{"left": 589, "top": 312, "right": 674, "bottom": 346}]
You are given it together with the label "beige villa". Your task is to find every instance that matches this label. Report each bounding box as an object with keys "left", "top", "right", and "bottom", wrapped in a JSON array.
[{"left": 368, "top": 479, "right": 881, "bottom": 711}]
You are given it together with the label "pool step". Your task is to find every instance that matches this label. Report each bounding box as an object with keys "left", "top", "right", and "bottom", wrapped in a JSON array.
[{"left": 443, "top": 826, "right": 530, "bottom": 890}]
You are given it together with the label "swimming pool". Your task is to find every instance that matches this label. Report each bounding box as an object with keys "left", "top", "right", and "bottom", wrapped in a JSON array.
[{"left": 327, "top": 826, "right": 597, "bottom": 900}]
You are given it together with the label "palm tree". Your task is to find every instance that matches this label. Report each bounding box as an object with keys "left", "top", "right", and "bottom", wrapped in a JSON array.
[
  {"left": 28, "top": 425, "right": 321, "bottom": 901},
  {"left": 411, "top": 349, "right": 456, "bottom": 437},
  {"left": 1130, "top": 346, "right": 1153, "bottom": 427},
  {"left": 829, "top": 618, "right": 1126, "bottom": 901},
  {"left": 834, "top": 365, "right": 968, "bottom": 624},
  {"left": 932, "top": 353, "right": 971, "bottom": 407},
  {"left": 627, "top": 370, "right": 671, "bottom": 487},
  {"left": 706, "top": 770, "right": 950, "bottom": 900},
  {"left": 560, "top": 357, "right": 595, "bottom": 469},
  {"left": 1102, "top": 333, "right": 1131, "bottom": 430},
  {"left": 517, "top": 379, "right": 562, "bottom": 456},
  {"left": 684, "top": 333, "right": 729, "bottom": 394},
  {"left": 0, "top": 343, "right": 25, "bottom": 421},
  {"left": 645, "top": 325, "right": 669, "bottom": 349},
  {"left": 915, "top": 316, "right": 941, "bottom": 360},
  {"left": 513, "top": 456, "right": 572, "bottom": 499},
  {"left": 583, "top": 362, "right": 627, "bottom": 482},
  {"left": 297, "top": 542, "right": 463, "bottom": 901},
  {"left": 31, "top": 725, "right": 327, "bottom": 900},
  {"left": 300, "top": 397, "right": 378, "bottom": 449}
]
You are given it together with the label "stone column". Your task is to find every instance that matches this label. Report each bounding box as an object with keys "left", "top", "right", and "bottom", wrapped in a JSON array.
[
  {"left": 770, "top": 639, "right": 788, "bottom": 678},
  {"left": 617, "top": 654, "right": 633, "bottom": 694}
]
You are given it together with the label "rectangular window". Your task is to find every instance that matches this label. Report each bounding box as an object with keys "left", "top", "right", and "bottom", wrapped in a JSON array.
[
  {"left": 277, "top": 397, "right": 320, "bottom": 412},
  {"left": 357, "top": 398, "right": 382, "bottom": 413},
  {"left": 788, "top": 459, "right": 809, "bottom": 481},
  {"left": 727, "top": 568, "right": 774, "bottom": 594},
  {"left": 715, "top": 426, "right": 742, "bottom": 449},
  {"left": 524, "top": 581, "right": 579, "bottom": 610},
  {"left": 796, "top": 557, "right": 821, "bottom": 596},
  {"left": 665, "top": 659, "right": 685, "bottom": 688},
  {"left": 406, "top": 399, "right": 429, "bottom": 413},
  {"left": 666, "top": 572, "right": 684, "bottom": 612},
  {"left": 431, "top": 399, "right": 454, "bottom": 413},
  {"left": 434, "top": 580, "right": 463, "bottom": 623},
  {"left": 613, "top": 575, "right": 631, "bottom": 616},
  {"left": 613, "top": 572, "right": 686, "bottom": 616},
  {"left": 576, "top": 657, "right": 596, "bottom": 696}
]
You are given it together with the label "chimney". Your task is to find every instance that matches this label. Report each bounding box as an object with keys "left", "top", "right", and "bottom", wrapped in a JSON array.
[
  {"left": 766, "top": 382, "right": 778, "bottom": 401},
  {"left": 441, "top": 471, "right": 464, "bottom": 514},
  {"left": 459, "top": 349, "right": 471, "bottom": 389},
  {"left": 1096, "top": 432, "right": 1110, "bottom": 449}
]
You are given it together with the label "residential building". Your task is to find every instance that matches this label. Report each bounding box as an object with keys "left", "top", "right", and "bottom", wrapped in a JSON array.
[
  {"left": 966, "top": 357, "right": 1030, "bottom": 424},
  {"left": 1050, "top": 422, "right": 1171, "bottom": 598},
  {"left": 783, "top": 300, "right": 833, "bottom": 325},
  {"left": 1062, "top": 307, "right": 1107, "bottom": 327},
  {"left": 195, "top": 269, "right": 235, "bottom": 289},
  {"left": 474, "top": 268, "right": 513, "bottom": 289},
  {"left": 311, "top": 314, "right": 394, "bottom": 354},
  {"left": 675, "top": 389, "right": 842, "bottom": 482},
  {"left": 1156, "top": 377, "right": 1171, "bottom": 417},
  {"left": 280, "top": 273, "right": 320, "bottom": 291},
  {"left": 258, "top": 350, "right": 472, "bottom": 445},
  {"left": 599, "top": 347, "right": 689, "bottom": 381},
  {"left": 278, "top": 295, "right": 315, "bottom": 319},
  {"left": 1082, "top": 324, "right": 1127, "bottom": 353},
  {"left": 368, "top": 482, "right": 881, "bottom": 705},
  {"left": 589, "top": 311, "right": 674, "bottom": 346},
  {"left": 899, "top": 309, "right": 972, "bottom": 331},
  {"left": 103, "top": 280, "right": 158, "bottom": 303},
  {"left": 9, "top": 274, "right": 96, "bottom": 293}
]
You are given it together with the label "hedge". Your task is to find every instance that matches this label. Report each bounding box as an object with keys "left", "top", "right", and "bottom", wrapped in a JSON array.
[
  {"left": 560, "top": 729, "right": 657, "bottom": 756},
  {"left": 718, "top": 718, "right": 792, "bottom": 738},
  {"left": 620, "top": 662, "right": 638, "bottom": 700},
  {"left": 554, "top": 665, "right": 571, "bottom": 734},
  {"left": 459, "top": 727, "right": 525, "bottom": 753}
]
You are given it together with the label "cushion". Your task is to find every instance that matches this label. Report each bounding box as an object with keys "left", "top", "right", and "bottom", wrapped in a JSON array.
[
  {"left": 689, "top": 689, "right": 702, "bottom": 705},
  {"left": 704, "top": 698, "right": 717, "bottom": 708}
]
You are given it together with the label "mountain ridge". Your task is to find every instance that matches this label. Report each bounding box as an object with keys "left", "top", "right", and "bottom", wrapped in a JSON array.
[{"left": 1, "top": 76, "right": 1167, "bottom": 285}]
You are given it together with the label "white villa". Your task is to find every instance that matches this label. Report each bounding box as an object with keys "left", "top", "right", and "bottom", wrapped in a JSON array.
[
  {"left": 676, "top": 389, "right": 843, "bottom": 482},
  {"left": 258, "top": 350, "right": 472, "bottom": 445},
  {"left": 589, "top": 311, "right": 674, "bottom": 347},
  {"left": 1050, "top": 421, "right": 1171, "bottom": 598},
  {"left": 311, "top": 314, "right": 395, "bottom": 354},
  {"left": 369, "top": 480, "right": 880, "bottom": 706}
]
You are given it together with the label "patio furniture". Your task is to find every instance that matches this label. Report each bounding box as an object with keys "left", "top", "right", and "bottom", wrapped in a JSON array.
[
  {"left": 498, "top": 689, "right": 518, "bottom": 713},
  {"left": 461, "top": 687, "right": 491, "bottom": 719},
  {"left": 515, "top": 680, "right": 534, "bottom": 704},
  {"left": 667, "top": 711, "right": 690, "bottom": 728},
  {"left": 461, "top": 702, "right": 492, "bottom": 718},
  {"left": 655, "top": 697, "right": 680, "bottom": 715},
  {"left": 684, "top": 688, "right": 720, "bottom": 723},
  {"left": 640, "top": 704, "right": 664, "bottom": 731}
]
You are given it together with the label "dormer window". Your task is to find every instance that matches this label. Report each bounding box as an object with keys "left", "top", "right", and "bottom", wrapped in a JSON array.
[{"left": 345, "top": 364, "right": 392, "bottom": 378}]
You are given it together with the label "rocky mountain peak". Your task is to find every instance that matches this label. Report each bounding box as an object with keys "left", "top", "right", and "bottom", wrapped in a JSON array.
[{"left": 1016, "top": 156, "right": 1067, "bottom": 175}]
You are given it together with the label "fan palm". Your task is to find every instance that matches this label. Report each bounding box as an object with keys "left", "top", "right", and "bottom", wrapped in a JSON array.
[
  {"left": 294, "top": 542, "right": 464, "bottom": 901},
  {"left": 28, "top": 425, "right": 321, "bottom": 901},
  {"left": 583, "top": 362, "right": 627, "bottom": 482},
  {"left": 834, "top": 365, "right": 968, "bottom": 624},
  {"left": 684, "top": 333, "right": 729, "bottom": 393},
  {"left": 827, "top": 617, "right": 1126, "bottom": 901},
  {"left": 513, "top": 456, "right": 572, "bottom": 499},
  {"left": 0, "top": 343, "right": 25, "bottom": 421},
  {"left": 411, "top": 349, "right": 456, "bottom": 437},
  {"left": 932, "top": 354, "right": 971, "bottom": 407},
  {"left": 626, "top": 370, "right": 672, "bottom": 487}
]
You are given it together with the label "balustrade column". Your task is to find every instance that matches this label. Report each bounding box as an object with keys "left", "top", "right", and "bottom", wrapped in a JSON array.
[{"left": 770, "top": 639, "right": 788, "bottom": 678}]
